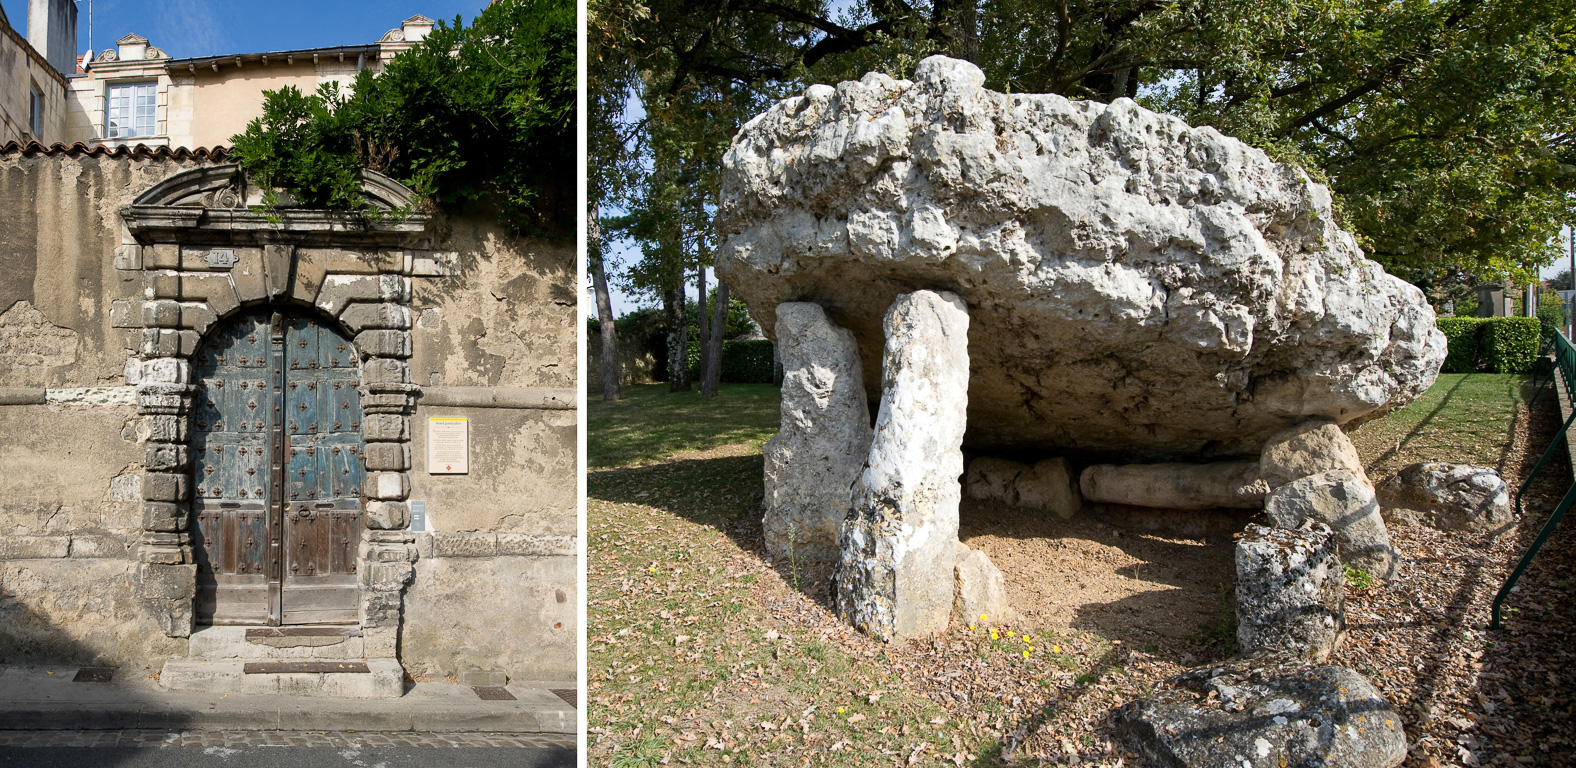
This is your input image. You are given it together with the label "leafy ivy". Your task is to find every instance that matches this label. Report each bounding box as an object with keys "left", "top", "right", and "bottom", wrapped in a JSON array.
[{"left": 230, "top": 0, "right": 574, "bottom": 237}]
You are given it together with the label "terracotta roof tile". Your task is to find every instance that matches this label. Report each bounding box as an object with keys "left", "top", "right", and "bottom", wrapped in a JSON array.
[{"left": 0, "top": 140, "right": 233, "bottom": 159}]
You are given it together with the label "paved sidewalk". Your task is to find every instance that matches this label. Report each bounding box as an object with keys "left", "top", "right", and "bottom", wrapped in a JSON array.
[{"left": 0, "top": 665, "right": 577, "bottom": 734}]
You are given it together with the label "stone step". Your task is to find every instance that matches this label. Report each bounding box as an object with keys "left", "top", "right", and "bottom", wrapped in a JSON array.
[
  {"left": 187, "top": 626, "right": 365, "bottom": 661},
  {"left": 159, "top": 658, "right": 404, "bottom": 699}
]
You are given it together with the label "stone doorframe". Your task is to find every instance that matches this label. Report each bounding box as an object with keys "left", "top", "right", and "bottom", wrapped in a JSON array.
[{"left": 117, "top": 164, "right": 455, "bottom": 658}]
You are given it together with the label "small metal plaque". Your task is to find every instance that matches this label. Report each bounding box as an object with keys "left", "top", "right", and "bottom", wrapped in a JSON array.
[
  {"left": 473, "top": 686, "right": 516, "bottom": 701},
  {"left": 410, "top": 500, "right": 428, "bottom": 532},
  {"left": 205, "top": 249, "right": 238, "bottom": 268},
  {"left": 427, "top": 418, "right": 469, "bottom": 474},
  {"left": 243, "top": 661, "right": 369, "bottom": 674},
  {"left": 72, "top": 667, "right": 115, "bottom": 683}
]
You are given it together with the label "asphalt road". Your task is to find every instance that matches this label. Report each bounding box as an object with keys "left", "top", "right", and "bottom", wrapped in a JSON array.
[{"left": 0, "top": 746, "right": 576, "bottom": 767}]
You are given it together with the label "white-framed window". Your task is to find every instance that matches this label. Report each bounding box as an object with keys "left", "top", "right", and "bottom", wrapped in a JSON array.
[
  {"left": 28, "top": 84, "right": 42, "bottom": 138},
  {"left": 106, "top": 81, "right": 158, "bottom": 139}
]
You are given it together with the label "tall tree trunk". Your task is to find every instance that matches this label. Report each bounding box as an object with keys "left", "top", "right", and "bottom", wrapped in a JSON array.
[
  {"left": 665, "top": 287, "right": 690, "bottom": 392},
  {"left": 590, "top": 204, "right": 621, "bottom": 401},
  {"left": 703, "top": 281, "right": 728, "bottom": 397},
  {"left": 696, "top": 266, "right": 710, "bottom": 389}
]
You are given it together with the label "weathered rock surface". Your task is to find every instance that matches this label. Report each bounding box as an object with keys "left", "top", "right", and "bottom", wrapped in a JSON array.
[
  {"left": 1015, "top": 458, "right": 1081, "bottom": 519},
  {"left": 762, "top": 302, "right": 873, "bottom": 563},
  {"left": 964, "top": 456, "right": 1081, "bottom": 517},
  {"left": 1115, "top": 652, "right": 1407, "bottom": 768},
  {"left": 1260, "top": 419, "right": 1371, "bottom": 489},
  {"left": 1081, "top": 462, "right": 1267, "bottom": 509},
  {"left": 1236, "top": 522, "right": 1345, "bottom": 662},
  {"left": 965, "top": 457, "right": 1026, "bottom": 505},
  {"left": 1378, "top": 462, "right": 1515, "bottom": 534},
  {"left": 834, "top": 290, "right": 970, "bottom": 640},
  {"left": 716, "top": 55, "right": 1446, "bottom": 461},
  {"left": 1266, "top": 470, "right": 1397, "bottom": 579},
  {"left": 953, "top": 543, "right": 1012, "bottom": 625}
]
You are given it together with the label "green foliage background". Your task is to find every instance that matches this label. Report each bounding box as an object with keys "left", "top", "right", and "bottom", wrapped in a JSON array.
[
  {"left": 1437, "top": 317, "right": 1542, "bottom": 373},
  {"left": 231, "top": 0, "right": 574, "bottom": 237}
]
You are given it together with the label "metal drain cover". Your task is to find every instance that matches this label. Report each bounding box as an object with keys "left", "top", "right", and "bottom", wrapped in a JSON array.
[
  {"left": 72, "top": 667, "right": 115, "bottom": 683},
  {"left": 551, "top": 688, "right": 577, "bottom": 708},
  {"left": 472, "top": 686, "right": 516, "bottom": 701}
]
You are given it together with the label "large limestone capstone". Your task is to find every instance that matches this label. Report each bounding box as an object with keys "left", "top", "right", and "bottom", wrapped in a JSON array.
[
  {"left": 834, "top": 290, "right": 970, "bottom": 640},
  {"left": 762, "top": 302, "right": 873, "bottom": 563},
  {"left": 716, "top": 55, "right": 1446, "bottom": 460}
]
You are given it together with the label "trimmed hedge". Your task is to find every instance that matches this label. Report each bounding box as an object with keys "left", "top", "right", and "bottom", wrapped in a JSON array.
[
  {"left": 1436, "top": 316, "right": 1541, "bottom": 373},
  {"left": 686, "top": 338, "right": 775, "bottom": 383}
]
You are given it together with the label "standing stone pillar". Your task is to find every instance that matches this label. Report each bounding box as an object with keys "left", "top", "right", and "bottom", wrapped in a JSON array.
[
  {"left": 762, "top": 303, "right": 872, "bottom": 564},
  {"left": 354, "top": 317, "right": 418, "bottom": 659},
  {"left": 834, "top": 290, "right": 969, "bottom": 640},
  {"left": 134, "top": 357, "right": 198, "bottom": 638}
]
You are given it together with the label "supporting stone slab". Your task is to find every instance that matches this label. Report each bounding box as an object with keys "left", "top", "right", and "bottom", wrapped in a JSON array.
[
  {"left": 186, "top": 626, "right": 367, "bottom": 661},
  {"left": 762, "top": 302, "right": 872, "bottom": 564},
  {"left": 833, "top": 290, "right": 969, "bottom": 641},
  {"left": 159, "top": 658, "right": 405, "bottom": 699}
]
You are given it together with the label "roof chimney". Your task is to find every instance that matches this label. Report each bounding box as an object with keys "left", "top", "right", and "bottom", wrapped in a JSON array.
[{"left": 26, "top": 0, "right": 78, "bottom": 77}]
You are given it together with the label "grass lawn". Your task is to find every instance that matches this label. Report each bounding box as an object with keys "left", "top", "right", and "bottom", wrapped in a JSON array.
[
  {"left": 588, "top": 383, "right": 782, "bottom": 469},
  {"left": 1349, "top": 373, "right": 1539, "bottom": 478}
]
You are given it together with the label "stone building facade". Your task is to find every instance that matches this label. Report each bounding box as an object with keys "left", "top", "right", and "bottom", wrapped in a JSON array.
[{"left": 0, "top": 144, "right": 576, "bottom": 689}]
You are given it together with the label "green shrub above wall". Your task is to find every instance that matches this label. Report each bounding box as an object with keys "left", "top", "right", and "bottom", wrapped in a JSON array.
[
  {"left": 686, "top": 339, "right": 776, "bottom": 383},
  {"left": 1436, "top": 317, "right": 1542, "bottom": 373}
]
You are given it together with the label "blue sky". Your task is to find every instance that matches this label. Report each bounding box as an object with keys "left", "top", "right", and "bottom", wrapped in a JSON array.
[{"left": 1, "top": 0, "right": 488, "bottom": 61}]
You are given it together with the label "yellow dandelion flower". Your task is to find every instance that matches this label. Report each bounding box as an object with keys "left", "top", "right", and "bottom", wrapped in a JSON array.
[
  {"left": 990, "top": 630, "right": 999, "bottom": 640},
  {"left": 968, "top": 625, "right": 976, "bottom": 631},
  {"left": 1052, "top": 645, "right": 1060, "bottom": 653},
  {"left": 838, "top": 707, "right": 845, "bottom": 714},
  {"left": 1022, "top": 651, "right": 1030, "bottom": 659},
  {"left": 979, "top": 614, "right": 988, "bottom": 622},
  {"left": 1007, "top": 631, "right": 1015, "bottom": 639},
  {"left": 1023, "top": 635, "right": 1033, "bottom": 644}
]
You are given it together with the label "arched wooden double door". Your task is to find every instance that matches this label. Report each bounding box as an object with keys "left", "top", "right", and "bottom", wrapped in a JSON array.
[{"left": 191, "top": 309, "right": 366, "bottom": 625}]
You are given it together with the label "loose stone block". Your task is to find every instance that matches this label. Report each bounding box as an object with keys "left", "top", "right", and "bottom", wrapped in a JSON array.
[
  {"left": 1259, "top": 419, "right": 1371, "bottom": 490},
  {"left": 1115, "top": 652, "right": 1407, "bottom": 768},
  {"left": 355, "top": 330, "right": 413, "bottom": 359},
  {"left": 833, "top": 290, "right": 969, "bottom": 640},
  {"left": 142, "top": 473, "right": 190, "bottom": 502},
  {"left": 762, "top": 302, "right": 872, "bottom": 564},
  {"left": 953, "top": 543, "right": 1011, "bottom": 625},
  {"left": 1266, "top": 469, "right": 1397, "bottom": 579},
  {"left": 364, "top": 501, "right": 410, "bottom": 530},
  {"left": 1015, "top": 458, "right": 1081, "bottom": 519},
  {"left": 1377, "top": 462, "right": 1515, "bottom": 534},
  {"left": 1236, "top": 522, "right": 1345, "bottom": 662},
  {"left": 965, "top": 458, "right": 1025, "bottom": 505},
  {"left": 1081, "top": 461, "right": 1267, "bottom": 510},
  {"left": 363, "top": 443, "right": 410, "bottom": 471}
]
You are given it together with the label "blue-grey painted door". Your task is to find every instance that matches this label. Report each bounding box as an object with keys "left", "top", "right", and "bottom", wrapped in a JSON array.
[{"left": 192, "top": 309, "right": 365, "bottom": 626}]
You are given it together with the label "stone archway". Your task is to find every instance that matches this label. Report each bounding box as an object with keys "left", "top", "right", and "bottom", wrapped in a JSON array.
[{"left": 118, "top": 164, "right": 451, "bottom": 661}]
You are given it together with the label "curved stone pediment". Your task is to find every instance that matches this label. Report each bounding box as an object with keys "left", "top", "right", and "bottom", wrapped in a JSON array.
[{"left": 123, "top": 165, "right": 428, "bottom": 246}]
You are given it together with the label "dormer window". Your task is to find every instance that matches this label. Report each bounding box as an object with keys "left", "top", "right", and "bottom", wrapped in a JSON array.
[{"left": 106, "top": 81, "right": 157, "bottom": 139}]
